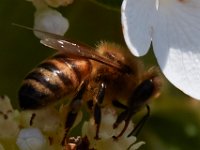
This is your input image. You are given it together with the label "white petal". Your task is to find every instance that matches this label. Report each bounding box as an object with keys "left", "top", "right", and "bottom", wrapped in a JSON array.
[
  {"left": 16, "top": 128, "right": 47, "bottom": 150},
  {"left": 34, "top": 8, "right": 69, "bottom": 39},
  {"left": 121, "top": 0, "right": 157, "bottom": 56},
  {"left": 152, "top": 0, "right": 200, "bottom": 100}
]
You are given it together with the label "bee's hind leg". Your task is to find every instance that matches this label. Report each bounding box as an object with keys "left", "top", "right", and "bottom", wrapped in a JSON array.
[{"left": 61, "top": 81, "right": 88, "bottom": 146}]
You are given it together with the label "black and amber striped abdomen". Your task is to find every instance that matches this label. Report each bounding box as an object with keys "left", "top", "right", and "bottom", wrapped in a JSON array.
[{"left": 19, "top": 53, "right": 92, "bottom": 109}]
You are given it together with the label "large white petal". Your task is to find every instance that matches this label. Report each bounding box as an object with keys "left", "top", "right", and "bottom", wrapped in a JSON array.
[
  {"left": 121, "top": 0, "right": 157, "bottom": 56},
  {"left": 153, "top": 0, "right": 200, "bottom": 100}
]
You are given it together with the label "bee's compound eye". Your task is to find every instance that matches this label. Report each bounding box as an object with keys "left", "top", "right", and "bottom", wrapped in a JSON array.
[{"left": 18, "top": 84, "right": 47, "bottom": 110}]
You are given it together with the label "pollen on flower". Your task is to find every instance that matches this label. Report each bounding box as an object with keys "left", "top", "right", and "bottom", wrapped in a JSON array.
[{"left": 82, "top": 107, "right": 145, "bottom": 150}]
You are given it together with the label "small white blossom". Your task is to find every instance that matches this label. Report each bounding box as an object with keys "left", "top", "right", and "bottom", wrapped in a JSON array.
[
  {"left": 0, "top": 96, "right": 20, "bottom": 139},
  {"left": 16, "top": 128, "right": 48, "bottom": 150},
  {"left": 21, "top": 107, "right": 63, "bottom": 134},
  {"left": 20, "top": 106, "right": 67, "bottom": 147},
  {"left": 34, "top": 7, "right": 69, "bottom": 39},
  {"left": 82, "top": 107, "right": 145, "bottom": 150},
  {"left": 0, "top": 96, "right": 20, "bottom": 149},
  {"left": 26, "top": 0, "right": 69, "bottom": 39},
  {"left": 122, "top": 0, "right": 200, "bottom": 100}
]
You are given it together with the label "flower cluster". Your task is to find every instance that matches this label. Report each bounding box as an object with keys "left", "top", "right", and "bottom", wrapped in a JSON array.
[
  {"left": 82, "top": 107, "right": 145, "bottom": 150},
  {"left": 0, "top": 96, "right": 144, "bottom": 150},
  {"left": 0, "top": 95, "right": 65, "bottom": 150}
]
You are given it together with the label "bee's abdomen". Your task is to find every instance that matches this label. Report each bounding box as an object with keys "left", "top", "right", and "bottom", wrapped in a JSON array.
[{"left": 19, "top": 53, "right": 91, "bottom": 109}]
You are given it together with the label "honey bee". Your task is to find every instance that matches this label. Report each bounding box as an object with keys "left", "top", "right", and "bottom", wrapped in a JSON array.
[{"left": 17, "top": 25, "right": 162, "bottom": 145}]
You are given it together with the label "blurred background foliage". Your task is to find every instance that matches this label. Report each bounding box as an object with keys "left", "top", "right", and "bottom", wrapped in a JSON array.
[{"left": 1, "top": 0, "right": 200, "bottom": 149}]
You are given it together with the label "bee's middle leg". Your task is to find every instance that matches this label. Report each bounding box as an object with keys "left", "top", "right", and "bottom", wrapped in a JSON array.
[{"left": 93, "top": 82, "right": 106, "bottom": 140}]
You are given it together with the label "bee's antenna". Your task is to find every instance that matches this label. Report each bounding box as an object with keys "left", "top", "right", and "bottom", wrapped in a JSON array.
[
  {"left": 12, "top": 23, "right": 66, "bottom": 40},
  {"left": 12, "top": 23, "right": 35, "bottom": 31}
]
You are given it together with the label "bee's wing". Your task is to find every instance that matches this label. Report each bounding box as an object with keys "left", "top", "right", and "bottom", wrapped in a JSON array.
[
  {"left": 40, "top": 34, "right": 132, "bottom": 73},
  {"left": 41, "top": 37, "right": 124, "bottom": 69},
  {"left": 13, "top": 23, "right": 131, "bottom": 73}
]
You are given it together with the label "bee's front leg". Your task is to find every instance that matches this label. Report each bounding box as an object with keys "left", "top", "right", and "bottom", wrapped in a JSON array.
[{"left": 128, "top": 105, "right": 150, "bottom": 137}]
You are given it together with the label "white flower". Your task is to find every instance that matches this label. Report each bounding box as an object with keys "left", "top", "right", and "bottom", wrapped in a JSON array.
[
  {"left": 0, "top": 96, "right": 20, "bottom": 139},
  {"left": 20, "top": 106, "right": 64, "bottom": 134},
  {"left": 82, "top": 107, "right": 145, "bottom": 150},
  {"left": 16, "top": 128, "right": 48, "bottom": 150},
  {"left": 121, "top": 0, "right": 200, "bottom": 100},
  {"left": 34, "top": 7, "right": 69, "bottom": 39},
  {"left": 27, "top": 0, "right": 69, "bottom": 39}
]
